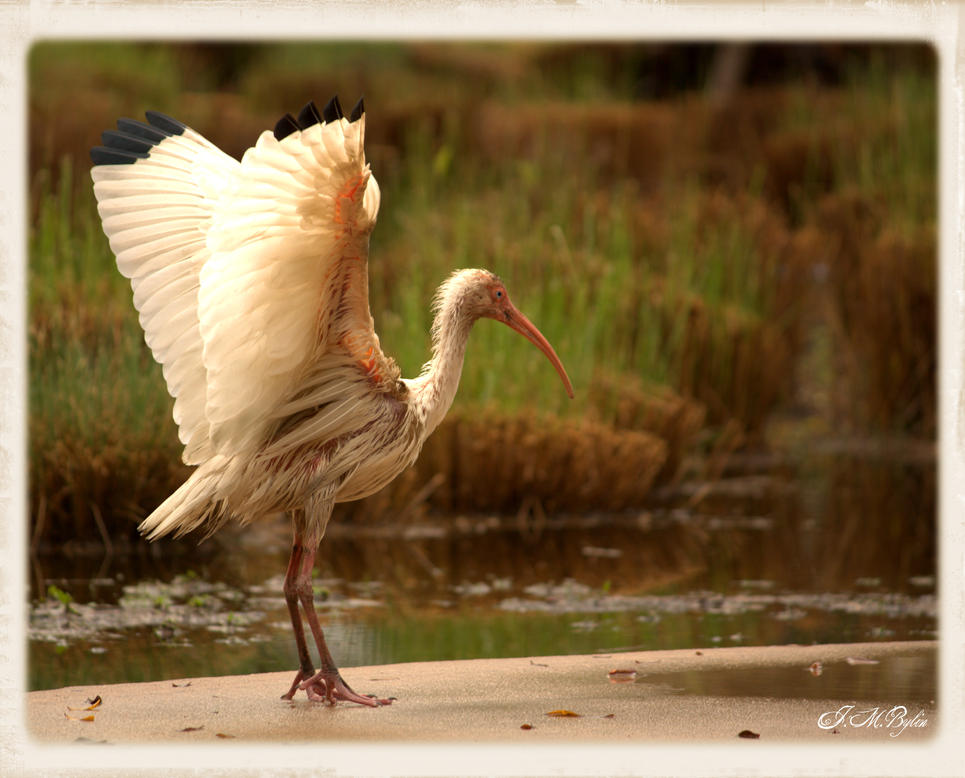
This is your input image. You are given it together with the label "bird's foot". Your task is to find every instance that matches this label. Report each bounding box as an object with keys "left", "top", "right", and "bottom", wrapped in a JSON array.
[{"left": 281, "top": 668, "right": 393, "bottom": 707}]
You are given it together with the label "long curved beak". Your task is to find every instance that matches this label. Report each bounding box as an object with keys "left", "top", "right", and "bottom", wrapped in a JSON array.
[{"left": 501, "top": 302, "right": 575, "bottom": 399}]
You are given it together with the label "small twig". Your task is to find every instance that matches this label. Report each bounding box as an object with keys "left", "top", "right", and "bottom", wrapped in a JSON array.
[
  {"left": 395, "top": 473, "right": 445, "bottom": 524},
  {"left": 404, "top": 541, "right": 443, "bottom": 579},
  {"left": 30, "top": 493, "right": 46, "bottom": 554},
  {"left": 90, "top": 503, "right": 114, "bottom": 557}
]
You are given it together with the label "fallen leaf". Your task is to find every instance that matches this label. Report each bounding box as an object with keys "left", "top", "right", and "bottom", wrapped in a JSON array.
[
  {"left": 845, "top": 656, "right": 879, "bottom": 666},
  {"left": 215, "top": 732, "right": 236, "bottom": 739},
  {"left": 546, "top": 709, "right": 581, "bottom": 717},
  {"left": 738, "top": 729, "right": 760, "bottom": 739},
  {"left": 172, "top": 682, "right": 192, "bottom": 688},
  {"left": 808, "top": 661, "right": 823, "bottom": 676},
  {"left": 601, "top": 713, "right": 615, "bottom": 719},
  {"left": 520, "top": 723, "right": 533, "bottom": 730},
  {"left": 65, "top": 713, "right": 95, "bottom": 722},
  {"left": 180, "top": 726, "right": 204, "bottom": 732},
  {"left": 695, "top": 650, "right": 703, "bottom": 656},
  {"left": 67, "top": 695, "right": 102, "bottom": 711},
  {"left": 529, "top": 660, "right": 549, "bottom": 668},
  {"left": 607, "top": 669, "right": 637, "bottom": 683}
]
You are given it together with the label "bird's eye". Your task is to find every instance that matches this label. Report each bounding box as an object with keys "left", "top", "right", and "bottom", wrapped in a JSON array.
[{"left": 495, "top": 289, "right": 503, "bottom": 298}]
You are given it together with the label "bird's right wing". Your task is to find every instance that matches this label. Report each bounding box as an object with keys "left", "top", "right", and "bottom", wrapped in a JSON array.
[{"left": 196, "top": 99, "right": 396, "bottom": 461}]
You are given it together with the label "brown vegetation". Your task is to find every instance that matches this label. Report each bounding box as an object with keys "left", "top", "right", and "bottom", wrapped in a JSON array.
[{"left": 28, "top": 43, "right": 936, "bottom": 544}]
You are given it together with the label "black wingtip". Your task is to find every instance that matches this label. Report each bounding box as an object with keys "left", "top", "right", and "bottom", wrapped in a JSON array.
[
  {"left": 91, "top": 111, "right": 186, "bottom": 166},
  {"left": 322, "top": 95, "right": 343, "bottom": 123},
  {"left": 296, "top": 101, "right": 323, "bottom": 130},
  {"left": 90, "top": 146, "right": 150, "bottom": 166},
  {"left": 274, "top": 112, "right": 300, "bottom": 141},
  {"left": 116, "top": 118, "right": 169, "bottom": 144},
  {"left": 274, "top": 97, "right": 360, "bottom": 140},
  {"left": 144, "top": 111, "right": 186, "bottom": 136},
  {"left": 101, "top": 129, "right": 155, "bottom": 156},
  {"left": 349, "top": 97, "right": 364, "bottom": 123}
]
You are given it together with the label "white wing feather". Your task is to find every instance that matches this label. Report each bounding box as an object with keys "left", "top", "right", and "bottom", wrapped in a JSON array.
[
  {"left": 92, "top": 126, "right": 236, "bottom": 464},
  {"left": 200, "top": 115, "right": 378, "bottom": 458},
  {"left": 92, "top": 109, "right": 383, "bottom": 467}
]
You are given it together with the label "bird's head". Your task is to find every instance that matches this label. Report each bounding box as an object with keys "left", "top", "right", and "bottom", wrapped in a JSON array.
[{"left": 443, "top": 269, "right": 574, "bottom": 399}]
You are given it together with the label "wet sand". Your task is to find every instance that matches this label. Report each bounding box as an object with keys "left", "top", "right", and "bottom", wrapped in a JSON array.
[{"left": 24, "top": 641, "right": 936, "bottom": 745}]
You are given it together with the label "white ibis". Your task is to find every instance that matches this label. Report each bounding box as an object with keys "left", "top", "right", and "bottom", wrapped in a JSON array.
[{"left": 90, "top": 96, "right": 574, "bottom": 706}]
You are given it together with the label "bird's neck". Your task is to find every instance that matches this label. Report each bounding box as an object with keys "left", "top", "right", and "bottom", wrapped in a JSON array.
[{"left": 409, "top": 294, "right": 475, "bottom": 437}]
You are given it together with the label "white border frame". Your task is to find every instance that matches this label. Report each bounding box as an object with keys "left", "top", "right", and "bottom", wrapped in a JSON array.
[{"left": 2, "top": 3, "right": 961, "bottom": 776}]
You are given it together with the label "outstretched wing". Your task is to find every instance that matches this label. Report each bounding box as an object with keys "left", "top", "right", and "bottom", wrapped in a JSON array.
[
  {"left": 91, "top": 111, "right": 236, "bottom": 464},
  {"left": 91, "top": 97, "right": 399, "bottom": 465}
]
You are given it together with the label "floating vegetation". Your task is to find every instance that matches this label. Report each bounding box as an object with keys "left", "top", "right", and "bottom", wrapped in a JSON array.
[
  {"left": 29, "top": 567, "right": 391, "bottom": 650},
  {"left": 498, "top": 584, "right": 937, "bottom": 621}
]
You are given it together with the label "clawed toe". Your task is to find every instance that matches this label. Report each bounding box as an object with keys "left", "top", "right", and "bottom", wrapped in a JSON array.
[
  {"left": 301, "top": 679, "right": 330, "bottom": 704},
  {"left": 282, "top": 668, "right": 392, "bottom": 707}
]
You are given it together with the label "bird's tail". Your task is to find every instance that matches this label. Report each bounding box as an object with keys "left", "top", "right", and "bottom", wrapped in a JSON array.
[{"left": 138, "top": 455, "right": 235, "bottom": 541}]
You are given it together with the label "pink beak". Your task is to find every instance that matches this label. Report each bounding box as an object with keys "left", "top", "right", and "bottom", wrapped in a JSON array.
[{"left": 499, "top": 300, "right": 575, "bottom": 399}]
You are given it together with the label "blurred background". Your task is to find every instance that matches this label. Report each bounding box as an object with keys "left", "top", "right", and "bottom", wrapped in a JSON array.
[{"left": 27, "top": 42, "right": 936, "bottom": 695}]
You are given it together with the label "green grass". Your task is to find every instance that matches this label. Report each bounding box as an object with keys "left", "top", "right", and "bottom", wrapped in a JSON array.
[
  {"left": 27, "top": 41, "right": 937, "bottom": 535},
  {"left": 29, "top": 161, "right": 186, "bottom": 536},
  {"left": 32, "top": 120, "right": 734, "bottom": 424},
  {"left": 779, "top": 49, "right": 936, "bottom": 235},
  {"left": 29, "top": 42, "right": 183, "bottom": 100},
  {"left": 29, "top": 161, "right": 170, "bottom": 435},
  {"left": 367, "top": 121, "right": 791, "bottom": 423},
  {"left": 841, "top": 53, "right": 936, "bottom": 230},
  {"left": 776, "top": 50, "right": 937, "bottom": 434},
  {"left": 28, "top": 123, "right": 783, "bottom": 529}
]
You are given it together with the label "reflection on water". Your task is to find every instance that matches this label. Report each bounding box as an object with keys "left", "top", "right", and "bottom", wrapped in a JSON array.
[
  {"left": 28, "top": 446, "right": 936, "bottom": 693},
  {"left": 641, "top": 653, "right": 937, "bottom": 703}
]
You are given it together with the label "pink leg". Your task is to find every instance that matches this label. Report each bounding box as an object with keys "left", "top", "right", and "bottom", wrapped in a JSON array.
[
  {"left": 280, "top": 529, "right": 392, "bottom": 707},
  {"left": 280, "top": 537, "right": 316, "bottom": 700}
]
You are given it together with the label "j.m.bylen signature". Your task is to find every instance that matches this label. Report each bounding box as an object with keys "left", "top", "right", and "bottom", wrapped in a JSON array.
[{"left": 818, "top": 704, "right": 929, "bottom": 737}]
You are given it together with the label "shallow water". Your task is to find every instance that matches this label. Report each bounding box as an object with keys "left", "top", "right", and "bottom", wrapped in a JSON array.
[
  {"left": 28, "top": 446, "right": 936, "bottom": 694},
  {"left": 637, "top": 653, "right": 937, "bottom": 703}
]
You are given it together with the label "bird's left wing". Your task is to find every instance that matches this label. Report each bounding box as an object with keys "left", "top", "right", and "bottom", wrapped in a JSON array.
[
  {"left": 91, "top": 111, "right": 240, "bottom": 466},
  {"left": 92, "top": 98, "right": 398, "bottom": 467},
  {"left": 199, "top": 97, "right": 398, "bottom": 459}
]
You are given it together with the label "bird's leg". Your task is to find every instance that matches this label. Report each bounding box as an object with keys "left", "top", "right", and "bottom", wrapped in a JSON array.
[
  {"left": 292, "top": 541, "right": 393, "bottom": 707},
  {"left": 280, "top": 533, "right": 317, "bottom": 700},
  {"left": 280, "top": 503, "right": 392, "bottom": 708}
]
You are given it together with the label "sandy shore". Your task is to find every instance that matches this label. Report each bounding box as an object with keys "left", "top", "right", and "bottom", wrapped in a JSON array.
[{"left": 23, "top": 641, "right": 936, "bottom": 746}]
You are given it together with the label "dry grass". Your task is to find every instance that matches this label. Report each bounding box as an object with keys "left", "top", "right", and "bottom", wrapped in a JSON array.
[
  {"left": 27, "top": 42, "right": 936, "bottom": 543},
  {"left": 816, "top": 191, "right": 936, "bottom": 434},
  {"left": 337, "top": 410, "right": 667, "bottom": 524}
]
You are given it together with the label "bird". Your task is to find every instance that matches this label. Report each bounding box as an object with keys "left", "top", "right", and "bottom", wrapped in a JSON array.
[{"left": 89, "top": 95, "right": 574, "bottom": 707}]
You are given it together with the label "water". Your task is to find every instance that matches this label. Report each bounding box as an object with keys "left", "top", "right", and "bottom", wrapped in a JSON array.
[
  {"left": 640, "top": 654, "right": 937, "bottom": 703},
  {"left": 28, "top": 446, "right": 936, "bottom": 694}
]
